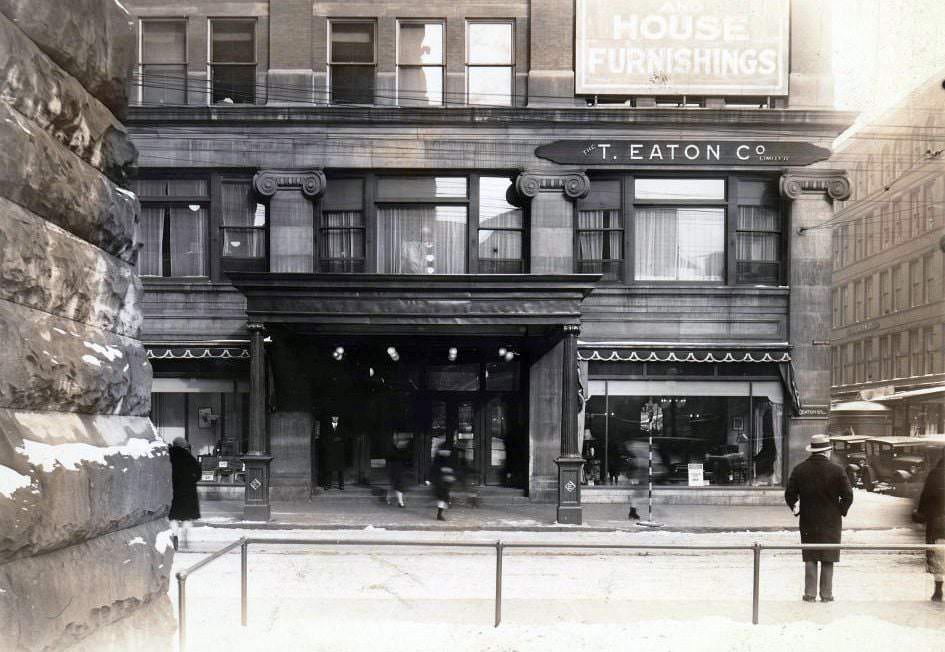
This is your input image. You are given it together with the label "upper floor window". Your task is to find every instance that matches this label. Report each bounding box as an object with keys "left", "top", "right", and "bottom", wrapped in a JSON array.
[
  {"left": 134, "top": 179, "right": 209, "bottom": 277},
  {"left": 734, "top": 178, "right": 781, "bottom": 285},
  {"left": 634, "top": 179, "right": 725, "bottom": 282},
  {"left": 139, "top": 19, "right": 187, "bottom": 105},
  {"left": 320, "top": 179, "right": 366, "bottom": 272},
  {"left": 210, "top": 19, "right": 256, "bottom": 104},
  {"left": 466, "top": 21, "right": 514, "bottom": 106},
  {"left": 220, "top": 179, "right": 266, "bottom": 261},
  {"left": 397, "top": 21, "right": 444, "bottom": 106},
  {"left": 577, "top": 180, "right": 623, "bottom": 281},
  {"left": 478, "top": 177, "right": 525, "bottom": 273},
  {"left": 329, "top": 21, "right": 376, "bottom": 105}
]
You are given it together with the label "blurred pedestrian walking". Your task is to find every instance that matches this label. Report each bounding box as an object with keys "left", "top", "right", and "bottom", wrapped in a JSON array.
[
  {"left": 914, "top": 450, "right": 945, "bottom": 602},
  {"left": 168, "top": 437, "right": 201, "bottom": 551},
  {"left": 430, "top": 443, "right": 456, "bottom": 521},
  {"left": 785, "top": 434, "right": 854, "bottom": 602},
  {"left": 386, "top": 434, "right": 410, "bottom": 508}
]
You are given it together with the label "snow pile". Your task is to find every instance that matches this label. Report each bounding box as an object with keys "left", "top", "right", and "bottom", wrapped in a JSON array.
[
  {"left": 16, "top": 437, "right": 165, "bottom": 471},
  {"left": 154, "top": 529, "right": 174, "bottom": 554},
  {"left": 0, "top": 464, "right": 31, "bottom": 498}
]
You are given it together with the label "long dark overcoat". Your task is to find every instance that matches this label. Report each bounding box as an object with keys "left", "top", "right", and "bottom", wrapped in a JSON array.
[
  {"left": 168, "top": 445, "right": 202, "bottom": 521},
  {"left": 916, "top": 456, "right": 945, "bottom": 573},
  {"left": 785, "top": 455, "right": 853, "bottom": 562},
  {"left": 324, "top": 422, "right": 347, "bottom": 472}
]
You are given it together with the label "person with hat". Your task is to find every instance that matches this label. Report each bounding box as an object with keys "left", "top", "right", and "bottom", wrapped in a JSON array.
[{"left": 785, "top": 433, "right": 854, "bottom": 602}]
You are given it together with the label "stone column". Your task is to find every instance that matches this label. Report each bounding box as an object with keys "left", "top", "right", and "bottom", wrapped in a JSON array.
[
  {"left": 253, "top": 169, "right": 326, "bottom": 273},
  {"left": 242, "top": 323, "right": 273, "bottom": 521},
  {"left": 780, "top": 169, "right": 851, "bottom": 473},
  {"left": 511, "top": 171, "right": 590, "bottom": 274},
  {"left": 555, "top": 324, "right": 584, "bottom": 524}
]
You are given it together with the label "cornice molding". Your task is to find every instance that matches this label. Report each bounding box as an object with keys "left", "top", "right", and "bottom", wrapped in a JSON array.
[
  {"left": 779, "top": 169, "right": 851, "bottom": 201},
  {"left": 253, "top": 169, "right": 326, "bottom": 199}
]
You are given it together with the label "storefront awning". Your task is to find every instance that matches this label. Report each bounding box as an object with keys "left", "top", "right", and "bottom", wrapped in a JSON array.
[
  {"left": 146, "top": 344, "right": 250, "bottom": 360},
  {"left": 871, "top": 385, "right": 945, "bottom": 402},
  {"left": 577, "top": 341, "right": 791, "bottom": 364}
]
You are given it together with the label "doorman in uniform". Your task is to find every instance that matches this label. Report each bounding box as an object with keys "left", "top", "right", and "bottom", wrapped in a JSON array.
[{"left": 324, "top": 415, "right": 346, "bottom": 490}]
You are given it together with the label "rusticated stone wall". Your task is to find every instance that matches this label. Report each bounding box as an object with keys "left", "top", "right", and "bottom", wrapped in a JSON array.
[{"left": 0, "top": 2, "right": 174, "bottom": 650}]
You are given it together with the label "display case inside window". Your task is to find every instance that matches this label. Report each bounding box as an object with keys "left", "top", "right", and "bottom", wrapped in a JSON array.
[{"left": 583, "top": 380, "right": 785, "bottom": 487}]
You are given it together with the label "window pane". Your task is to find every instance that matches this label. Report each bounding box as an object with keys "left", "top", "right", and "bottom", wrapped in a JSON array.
[
  {"left": 211, "top": 64, "right": 256, "bottom": 103},
  {"left": 166, "top": 179, "right": 208, "bottom": 197},
  {"left": 634, "top": 207, "right": 724, "bottom": 281},
  {"left": 141, "top": 64, "right": 186, "bottom": 104},
  {"left": 168, "top": 206, "right": 207, "bottom": 276},
  {"left": 269, "top": 192, "right": 313, "bottom": 273},
  {"left": 211, "top": 20, "right": 255, "bottom": 63},
  {"left": 330, "top": 65, "right": 375, "bottom": 104},
  {"left": 331, "top": 22, "right": 375, "bottom": 63},
  {"left": 398, "top": 66, "right": 443, "bottom": 106},
  {"left": 142, "top": 21, "right": 186, "bottom": 63},
  {"left": 635, "top": 179, "right": 725, "bottom": 201},
  {"left": 468, "top": 22, "right": 512, "bottom": 64},
  {"left": 137, "top": 207, "right": 164, "bottom": 276},
  {"left": 322, "top": 178, "right": 364, "bottom": 211},
  {"left": 320, "top": 210, "right": 365, "bottom": 272},
  {"left": 479, "top": 230, "right": 521, "bottom": 264},
  {"left": 398, "top": 23, "right": 443, "bottom": 65},
  {"left": 479, "top": 177, "right": 521, "bottom": 227},
  {"left": 221, "top": 182, "right": 264, "bottom": 258},
  {"left": 377, "top": 206, "right": 467, "bottom": 274},
  {"left": 427, "top": 364, "right": 479, "bottom": 391},
  {"left": 377, "top": 176, "right": 467, "bottom": 200},
  {"left": 467, "top": 67, "right": 512, "bottom": 106}
]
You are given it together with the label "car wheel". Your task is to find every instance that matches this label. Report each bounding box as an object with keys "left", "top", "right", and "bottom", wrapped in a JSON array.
[{"left": 862, "top": 468, "right": 874, "bottom": 492}]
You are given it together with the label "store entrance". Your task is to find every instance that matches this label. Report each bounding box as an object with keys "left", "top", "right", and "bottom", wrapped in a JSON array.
[{"left": 306, "top": 340, "right": 527, "bottom": 491}]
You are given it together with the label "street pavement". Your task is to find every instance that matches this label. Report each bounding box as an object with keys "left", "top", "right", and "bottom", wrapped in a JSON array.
[{"left": 196, "top": 488, "right": 915, "bottom": 532}]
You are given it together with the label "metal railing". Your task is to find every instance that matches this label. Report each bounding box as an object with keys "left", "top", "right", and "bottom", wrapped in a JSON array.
[{"left": 175, "top": 537, "right": 945, "bottom": 652}]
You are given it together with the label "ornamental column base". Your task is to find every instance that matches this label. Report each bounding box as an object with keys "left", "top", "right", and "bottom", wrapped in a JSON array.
[
  {"left": 241, "top": 454, "right": 273, "bottom": 522},
  {"left": 555, "top": 455, "right": 584, "bottom": 525}
]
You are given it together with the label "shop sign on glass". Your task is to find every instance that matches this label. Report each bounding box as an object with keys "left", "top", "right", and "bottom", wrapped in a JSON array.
[
  {"left": 576, "top": 0, "right": 789, "bottom": 95},
  {"left": 535, "top": 140, "right": 830, "bottom": 166},
  {"left": 687, "top": 463, "right": 706, "bottom": 487}
]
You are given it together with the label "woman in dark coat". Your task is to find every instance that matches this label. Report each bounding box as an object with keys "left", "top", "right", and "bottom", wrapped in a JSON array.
[
  {"left": 915, "top": 452, "right": 944, "bottom": 601},
  {"left": 430, "top": 444, "right": 456, "bottom": 521},
  {"left": 168, "top": 437, "right": 201, "bottom": 550},
  {"left": 785, "top": 434, "right": 854, "bottom": 602},
  {"left": 386, "top": 435, "right": 411, "bottom": 507}
]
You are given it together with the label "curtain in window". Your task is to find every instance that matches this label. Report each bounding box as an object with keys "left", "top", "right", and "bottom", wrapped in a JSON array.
[
  {"left": 635, "top": 207, "right": 723, "bottom": 281},
  {"left": 578, "top": 210, "right": 605, "bottom": 261},
  {"left": 221, "top": 182, "right": 264, "bottom": 257},
  {"left": 634, "top": 207, "right": 677, "bottom": 280},
  {"left": 737, "top": 206, "right": 779, "bottom": 261},
  {"left": 168, "top": 207, "right": 207, "bottom": 276},
  {"left": 269, "top": 192, "right": 313, "bottom": 272},
  {"left": 137, "top": 206, "right": 164, "bottom": 276},
  {"left": 378, "top": 206, "right": 466, "bottom": 273},
  {"left": 321, "top": 210, "right": 364, "bottom": 267}
]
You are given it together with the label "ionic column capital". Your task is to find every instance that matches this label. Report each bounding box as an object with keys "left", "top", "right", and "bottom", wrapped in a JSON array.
[{"left": 779, "top": 169, "right": 851, "bottom": 201}]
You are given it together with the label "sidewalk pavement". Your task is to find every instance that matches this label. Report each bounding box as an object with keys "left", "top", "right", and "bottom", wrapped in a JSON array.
[{"left": 196, "top": 488, "right": 916, "bottom": 532}]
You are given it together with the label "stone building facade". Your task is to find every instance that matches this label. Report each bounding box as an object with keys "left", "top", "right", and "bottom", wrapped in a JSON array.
[
  {"left": 829, "top": 70, "right": 945, "bottom": 437},
  {"left": 124, "top": 0, "right": 854, "bottom": 520},
  {"left": 0, "top": 1, "right": 174, "bottom": 649}
]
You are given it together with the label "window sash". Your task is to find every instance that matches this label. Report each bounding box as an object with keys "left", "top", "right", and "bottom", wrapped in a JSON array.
[
  {"left": 210, "top": 19, "right": 256, "bottom": 64},
  {"left": 633, "top": 206, "right": 724, "bottom": 282}
]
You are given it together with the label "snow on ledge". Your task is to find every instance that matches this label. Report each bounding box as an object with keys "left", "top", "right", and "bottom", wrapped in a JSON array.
[
  {"left": 155, "top": 529, "right": 174, "bottom": 554},
  {"left": 16, "top": 437, "right": 166, "bottom": 472},
  {"left": 0, "top": 464, "right": 31, "bottom": 498}
]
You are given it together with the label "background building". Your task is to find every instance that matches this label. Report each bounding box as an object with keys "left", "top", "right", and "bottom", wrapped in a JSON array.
[
  {"left": 124, "top": 0, "right": 854, "bottom": 520},
  {"left": 829, "top": 70, "right": 945, "bottom": 437}
]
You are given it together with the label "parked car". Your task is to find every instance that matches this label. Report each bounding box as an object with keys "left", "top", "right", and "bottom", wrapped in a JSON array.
[
  {"left": 861, "top": 436, "right": 945, "bottom": 496},
  {"left": 829, "top": 434, "right": 867, "bottom": 486}
]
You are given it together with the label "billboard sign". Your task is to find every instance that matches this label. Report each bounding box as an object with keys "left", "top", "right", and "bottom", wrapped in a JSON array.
[{"left": 576, "top": 0, "right": 790, "bottom": 96}]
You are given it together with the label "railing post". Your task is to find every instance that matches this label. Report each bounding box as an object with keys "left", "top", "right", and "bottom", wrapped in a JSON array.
[
  {"left": 241, "top": 538, "right": 248, "bottom": 627},
  {"left": 494, "top": 541, "right": 504, "bottom": 628},
  {"left": 752, "top": 543, "right": 761, "bottom": 625},
  {"left": 177, "top": 573, "right": 187, "bottom": 652}
]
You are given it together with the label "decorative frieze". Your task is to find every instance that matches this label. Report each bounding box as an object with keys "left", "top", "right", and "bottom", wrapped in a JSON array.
[{"left": 779, "top": 169, "right": 851, "bottom": 201}]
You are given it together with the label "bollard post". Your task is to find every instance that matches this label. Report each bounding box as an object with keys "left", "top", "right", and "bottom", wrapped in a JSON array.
[
  {"left": 494, "top": 541, "right": 503, "bottom": 627},
  {"left": 241, "top": 538, "right": 248, "bottom": 627},
  {"left": 752, "top": 543, "right": 761, "bottom": 625},
  {"left": 177, "top": 573, "right": 187, "bottom": 652}
]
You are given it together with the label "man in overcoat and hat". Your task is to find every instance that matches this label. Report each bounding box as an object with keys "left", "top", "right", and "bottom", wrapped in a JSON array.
[{"left": 785, "top": 433, "right": 854, "bottom": 602}]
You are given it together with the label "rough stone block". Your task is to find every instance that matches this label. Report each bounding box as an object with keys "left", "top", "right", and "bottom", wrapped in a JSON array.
[
  {"left": 0, "top": 409, "right": 170, "bottom": 564},
  {"left": 0, "top": 197, "right": 142, "bottom": 338},
  {"left": 0, "top": 0, "right": 135, "bottom": 117},
  {"left": 0, "top": 101, "right": 138, "bottom": 261},
  {"left": 0, "top": 519, "right": 174, "bottom": 652},
  {"left": 0, "top": 300, "right": 150, "bottom": 415},
  {"left": 0, "top": 14, "right": 136, "bottom": 184}
]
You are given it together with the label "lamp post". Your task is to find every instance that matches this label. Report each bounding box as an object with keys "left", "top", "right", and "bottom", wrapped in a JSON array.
[{"left": 556, "top": 324, "right": 584, "bottom": 524}]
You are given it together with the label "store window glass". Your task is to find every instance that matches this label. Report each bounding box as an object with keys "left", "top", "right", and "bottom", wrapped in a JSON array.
[
  {"left": 397, "top": 22, "right": 444, "bottom": 106},
  {"left": 209, "top": 19, "right": 256, "bottom": 103},
  {"left": 139, "top": 20, "right": 187, "bottom": 105},
  {"left": 133, "top": 179, "right": 209, "bottom": 277},
  {"left": 330, "top": 21, "right": 376, "bottom": 104},
  {"left": 466, "top": 21, "right": 513, "bottom": 106},
  {"left": 583, "top": 380, "right": 784, "bottom": 487},
  {"left": 478, "top": 177, "right": 524, "bottom": 273}
]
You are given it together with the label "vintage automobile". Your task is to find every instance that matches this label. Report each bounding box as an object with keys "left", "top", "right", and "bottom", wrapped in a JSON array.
[
  {"left": 860, "top": 436, "right": 945, "bottom": 495},
  {"left": 829, "top": 434, "right": 868, "bottom": 486}
]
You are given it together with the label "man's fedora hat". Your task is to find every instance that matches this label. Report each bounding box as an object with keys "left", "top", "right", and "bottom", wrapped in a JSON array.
[{"left": 806, "top": 434, "right": 833, "bottom": 453}]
